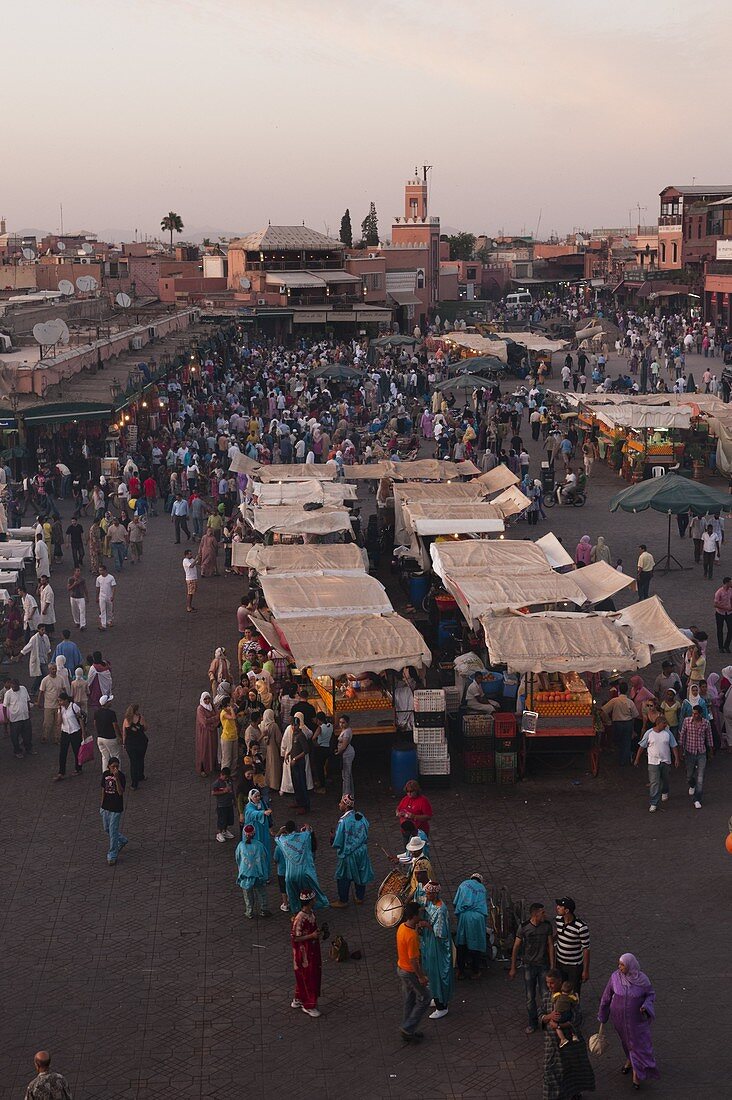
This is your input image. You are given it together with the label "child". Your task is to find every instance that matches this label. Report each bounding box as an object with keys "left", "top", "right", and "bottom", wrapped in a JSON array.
[
  {"left": 71, "top": 667, "right": 89, "bottom": 719},
  {"left": 211, "top": 766, "right": 236, "bottom": 843},
  {"left": 245, "top": 739, "right": 270, "bottom": 808},
  {"left": 615, "top": 559, "right": 623, "bottom": 573},
  {"left": 550, "top": 981, "right": 580, "bottom": 1047}
]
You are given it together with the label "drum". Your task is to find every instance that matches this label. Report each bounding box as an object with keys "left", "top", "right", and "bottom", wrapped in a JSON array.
[{"left": 375, "top": 870, "right": 408, "bottom": 928}]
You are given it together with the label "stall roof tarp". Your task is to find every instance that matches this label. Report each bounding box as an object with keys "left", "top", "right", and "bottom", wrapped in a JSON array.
[
  {"left": 492, "top": 331, "right": 569, "bottom": 353},
  {"left": 475, "top": 466, "right": 520, "bottom": 493},
  {"left": 260, "top": 573, "right": 392, "bottom": 619},
  {"left": 480, "top": 612, "right": 643, "bottom": 673},
  {"left": 490, "top": 486, "right": 532, "bottom": 518},
  {"left": 614, "top": 596, "right": 691, "bottom": 655},
  {"left": 255, "top": 465, "right": 338, "bottom": 482},
  {"left": 344, "top": 462, "right": 395, "bottom": 480},
  {"left": 254, "top": 480, "right": 358, "bottom": 506},
  {"left": 246, "top": 505, "right": 353, "bottom": 535},
  {"left": 445, "top": 572, "right": 589, "bottom": 625},
  {"left": 391, "top": 458, "right": 480, "bottom": 481},
  {"left": 404, "top": 501, "right": 505, "bottom": 536},
  {"left": 430, "top": 539, "right": 553, "bottom": 581},
  {"left": 437, "top": 333, "right": 509, "bottom": 362},
  {"left": 593, "top": 406, "right": 692, "bottom": 431},
  {"left": 570, "top": 560, "right": 635, "bottom": 604},
  {"left": 228, "top": 452, "right": 262, "bottom": 476},
  {"left": 245, "top": 543, "right": 366, "bottom": 576},
  {"left": 535, "top": 532, "right": 575, "bottom": 568},
  {"left": 395, "top": 481, "right": 486, "bottom": 502},
  {"left": 273, "top": 612, "right": 432, "bottom": 677}
]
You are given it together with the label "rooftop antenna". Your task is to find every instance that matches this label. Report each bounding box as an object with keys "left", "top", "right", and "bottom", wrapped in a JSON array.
[
  {"left": 534, "top": 209, "right": 542, "bottom": 239},
  {"left": 60, "top": 202, "right": 64, "bottom": 235}
]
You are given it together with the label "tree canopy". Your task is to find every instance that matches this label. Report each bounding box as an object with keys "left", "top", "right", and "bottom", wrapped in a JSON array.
[
  {"left": 446, "top": 232, "right": 476, "bottom": 260},
  {"left": 339, "top": 209, "right": 353, "bottom": 248},
  {"left": 361, "top": 202, "right": 379, "bottom": 246}
]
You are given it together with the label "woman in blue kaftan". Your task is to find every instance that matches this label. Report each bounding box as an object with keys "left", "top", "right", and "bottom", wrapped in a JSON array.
[
  {"left": 275, "top": 825, "right": 329, "bottom": 913},
  {"left": 331, "top": 797, "right": 375, "bottom": 905},
  {"left": 419, "top": 881, "right": 454, "bottom": 1018},
  {"left": 453, "top": 873, "right": 488, "bottom": 977}
]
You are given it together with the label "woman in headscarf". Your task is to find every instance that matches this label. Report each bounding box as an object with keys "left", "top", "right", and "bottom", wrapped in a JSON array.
[
  {"left": 198, "top": 527, "right": 219, "bottom": 577},
  {"left": 260, "top": 708, "right": 283, "bottom": 791},
  {"left": 717, "top": 665, "right": 732, "bottom": 747},
  {"left": 208, "top": 646, "right": 231, "bottom": 696},
  {"left": 88, "top": 518, "right": 102, "bottom": 575},
  {"left": 244, "top": 789, "right": 273, "bottom": 879},
  {"left": 629, "top": 675, "right": 656, "bottom": 732},
  {"left": 54, "top": 654, "right": 72, "bottom": 694},
  {"left": 705, "top": 672, "right": 723, "bottom": 748},
  {"left": 680, "top": 681, "right": 709, "bottom": 722},
  {"left": 574, "top": 535, "right": 592, "bottom": 567},
  {"left": 684, "top": 643, "right": 706, "bottom": 688},
  {"left": 195, "top": 691, "right": 219, "bottom": 777},
  {"left": 597, "top": 953, "right": 659, "bottom": 1088},
  {"left": 279, "top": 712, "right": 314, "bottom": 798},
  {"left": 660, "top": 687, "right": 681, "bottom": 735},
  {"left": 590, "top": 535, "right": 612, "bottom": 565}
]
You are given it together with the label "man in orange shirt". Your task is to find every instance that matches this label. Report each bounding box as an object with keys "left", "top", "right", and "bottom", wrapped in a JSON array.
[{"left": 396, "top": 900, "right": 431, "bottom": 1041}]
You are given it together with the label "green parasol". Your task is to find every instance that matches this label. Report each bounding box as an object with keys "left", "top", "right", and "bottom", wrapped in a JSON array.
[{"left": 609, "top": 473, "right": 732, "bottom": 571}]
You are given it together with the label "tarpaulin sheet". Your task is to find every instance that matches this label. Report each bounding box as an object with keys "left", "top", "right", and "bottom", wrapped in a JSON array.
[
  {"left": 246, "top": 505, "right": 353, "bottom": 535},
  {"left": 254, "top": 480, "right": 357, "bottom": 505},
  {"left": 571, "top": 561, "right": 635, "bottom": 604},
  {"left": 614, "top": 595, "right": 691, "bottom": 655},
  {"left": 245, "top": 544, "right": 366, "bottom": 576},
  {"left": 430, "top": 539, "right": 552, "bottom": 580},
  {"left": 535, "top": 532, "right": 575, "bottom": 568},
  {"left": 403, "top": 501, "right": 505, "bottom": 537},
  {"left": 475, "top": 466, "right": 520, "bottom": 493},
  {"left": 490, "top": 486, "right": 532, "bottom": 518},
  {"left": 260, "top": 573, "right": 392, "bottom": 619},
  {"left": 256, "top": 464, "right": 338, "bottom": 482},
  {"left": 480, "top": 611, "right": 643, "bottom": 673},
  {"left": 272, "top": 612, "right": 432, "bottom": 676},
  {"left": 445, "top": 572, "right": 588, "bottom": 625},
  {"left": 228, "top": 452, "right": 262, "bottom": 476}
]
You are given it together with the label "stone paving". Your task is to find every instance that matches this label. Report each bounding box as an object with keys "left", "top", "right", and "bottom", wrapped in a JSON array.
[{"left": 2, "top": 358, "right": 732, "bottom": 1098}]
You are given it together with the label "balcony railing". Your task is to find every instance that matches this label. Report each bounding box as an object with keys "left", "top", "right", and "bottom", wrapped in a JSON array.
[
  {"left": 658, "top": 215, "right": 681, "bottom": 227},
  {"left": 244, "top": 259, "right": 344, "bottom": 272}
]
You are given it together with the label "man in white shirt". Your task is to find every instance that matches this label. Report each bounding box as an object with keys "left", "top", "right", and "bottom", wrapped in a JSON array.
[
  {"left": 37, "top": 576, "right": 56, "bottom": 635},
  {"left": 702, "top": 524, "right": 721, "bottom": 579},
  {"left": 464, "top": 672, "right": 500, "bottom": 714},
  {"left": 3, "top": 678, "right": 33, "bottom": 758},
  {"left": 55, "top": 691, "right": 85, "bottom": 779},
  {"left": 17, "top": 585, "right": 39, "bottom": 640},
  {"left": 34, "top": 533, "right": 50, "bottom": 578},
  {"left": 21, "top": 624, "right": 51, "bottom": 691},
  {"left": 96, "top": 565, "right": 117, "bottom": 630},
  {"left": 634, "top": 714, "right": 680, "bottom": 812},
  {"left": 182, "top": 548, "right": 199, "bottom": 613}
]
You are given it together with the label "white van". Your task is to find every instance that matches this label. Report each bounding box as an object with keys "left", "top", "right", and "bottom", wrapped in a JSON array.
[{"left": 506, "top": 291, "right": 533, "bottom": 307}]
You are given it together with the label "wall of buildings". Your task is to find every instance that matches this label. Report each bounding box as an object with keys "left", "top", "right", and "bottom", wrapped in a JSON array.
[{"left": 0, "top": 264, "right": 37, "bottom": 291}]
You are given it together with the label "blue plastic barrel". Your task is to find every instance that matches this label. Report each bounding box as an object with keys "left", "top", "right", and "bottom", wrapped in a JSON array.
[
  {"left": 409, "top": 571, "right": 430, "bottom": 607},
  {"left": 391, "top": 744, "right": 418, "bottom": 793}
]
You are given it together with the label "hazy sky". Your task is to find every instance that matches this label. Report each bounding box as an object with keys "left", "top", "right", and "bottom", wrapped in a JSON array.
[{"left": 5, "top": 0, "right": 732, "bottom": 241}]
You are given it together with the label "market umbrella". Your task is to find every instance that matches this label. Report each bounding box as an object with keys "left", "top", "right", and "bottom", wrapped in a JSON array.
[
  {"left": 447, "top": 356, "right": 505, "bottom": 375},
  {"left": 609, "top": 472, "right": 732, "bottom": 572},
  {"left": 433, "top": 373, "right": 491, "bottom": 394},
  {"left": 310, "top": 363, "right": 364, "bottom": 381},
  {"left": 370, "top": 334, "right": 418, "bottom": 348}
]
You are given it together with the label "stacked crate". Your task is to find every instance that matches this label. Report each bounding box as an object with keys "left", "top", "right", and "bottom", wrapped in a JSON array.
[
  {"left": 413, "top": 689, "right": 450, "bottom": 782},
  {"left": 494, "top": 712, "right": 518, "bottom": 783},
  {"left": 461, "top": 713, "right": 495, "bottom": 783}
]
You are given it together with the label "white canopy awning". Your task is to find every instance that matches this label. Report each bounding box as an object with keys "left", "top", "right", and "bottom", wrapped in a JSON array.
[
  {"left": 245, "top": 543, "right": 365, "bottom": 576},
  {"left": 534, "top": 532, "right": 574, "bottom": 569},
  {"left": 255, "top": 464, "right": 338, "bottom": 482},
  {"left": 571, "top": 561, "right": 635, "bottom": 604},
  {"left": 260, "top": 573, "right": 392, "bottom": 619},
  {"left": 404, "top": 501, "right": 505, "bottom": 537},
  {"left": 445, "top": 572, "right": 589, "bottom": 626},
  {"left": 475, "top": 466, "right": 520, "bottom": 493},
  {"left": 490, "top": 486, "right": 532, "bottom": 518},
  {"left": 270, "top": 613, "right": 432, "bottom": 676},
  {"left": 228, "top": 452, "right": 262, "bottom": 476},
  {"left": 253, "top": 480, "right": 358, "bottom": 506},
  {"left": 430, "top": 539, "right": 552, "bottom": 581},
  {"left": 614, "top": 596, "right": 691, "bottom": 655},
  {"left": 245, "top": 505, "right": 353, "bottom": 535},
  {"left": 480, "top": 611, "right": 644, "bottom": 673}
]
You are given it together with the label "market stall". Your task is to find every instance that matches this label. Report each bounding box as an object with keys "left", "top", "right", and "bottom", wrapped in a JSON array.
[
  {"left": 245, "top": 543, "right": 366, "bottom": 577},
  {"left": 252, "top": 480, "right": 358, "bottom": 506},
  {"left": 243, "top": 504, "right": 354, "bottom": 540},
  {"left": 258, "top": 573, "right": 392, "bottom": 619},
  {"left": 252, "top": 611, "right": 431, "bottom": 736}
]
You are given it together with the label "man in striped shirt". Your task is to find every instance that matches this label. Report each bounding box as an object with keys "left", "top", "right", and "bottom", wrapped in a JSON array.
[{"left": 554, "top": 897, "right": 590, "bottom": 995}]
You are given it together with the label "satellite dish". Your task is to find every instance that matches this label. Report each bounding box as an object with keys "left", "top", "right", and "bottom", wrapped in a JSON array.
[
  {"left": 239, "top": 276, "right": 251, "bottom": 290},
  {"left": 33, "top": 318, "right": 69, "bottom": 346},
  {"left": 81, "top": 242, "right": 93, "bottom": 254},
  {"left": 58, "top": 279, "right": 75, "bottom": 295},
  {"left": 88, "top": 275, "right": 98, "bottom": 290},
  {"left": 76, "top": 275, "right": 98, "bottom": 293},
  {"left": 57, "top": 241, "right": 66, "bottom": 252},
  {"left": 115, "top": 292, "right": 132, "bottom": 308},
  {"left": 22, "top": 247, "right": 36, "bottom": 261}
]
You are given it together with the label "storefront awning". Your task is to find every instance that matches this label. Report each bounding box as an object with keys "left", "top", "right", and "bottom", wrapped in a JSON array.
[
  {"left": 387, "top": 290, "right": 422, "bottom": 306},
  {"left": 21, "top": 402, "right": 113, "bottom": 425}
]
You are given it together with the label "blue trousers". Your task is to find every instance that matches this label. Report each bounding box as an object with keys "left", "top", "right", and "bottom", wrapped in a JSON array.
[{"left": 100, "top": 808, "right": 128, "bottom": 863}]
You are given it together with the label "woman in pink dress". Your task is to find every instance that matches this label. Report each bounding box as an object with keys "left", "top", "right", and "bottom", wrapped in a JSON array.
[
  {"left": 290, "top": 891, "right": 323, "bottom": 1017},
  {"left": 597, "top": 953, "right": 659, "bottom": 1088},
  {"left": 195, "top": 691, "right": 219, "bottom": 776},
  {"left": 199, "top": 528, "right": 219, "bottom": 577}
]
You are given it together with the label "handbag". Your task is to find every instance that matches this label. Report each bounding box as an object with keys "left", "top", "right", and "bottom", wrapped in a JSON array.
[
  {"left": 588, "top": 1022, "right": 608, "bottom": 1056},
  {"left": 77, "top": 736, "right": 94, "bottom": 766}
]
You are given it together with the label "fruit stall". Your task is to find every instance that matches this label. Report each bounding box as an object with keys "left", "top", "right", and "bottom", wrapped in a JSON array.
[
  {"left": 308, "top": 672, "right": 397, "bottom": 735},
  {"left": 521, "top": 670, "right": 600, "bottom": 776}
]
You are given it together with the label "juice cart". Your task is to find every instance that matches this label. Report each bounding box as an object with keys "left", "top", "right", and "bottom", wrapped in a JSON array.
[
  {"left": 520, "top": 670, "right": 600, "bottom": 776},
  {"left": 309, "top": 672, "right": 397, "bottom": 735}
]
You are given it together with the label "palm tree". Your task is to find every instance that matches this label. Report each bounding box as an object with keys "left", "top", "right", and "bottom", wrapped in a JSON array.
[{"left": 161, "top": 211, "right": 184, "bottom": 253}]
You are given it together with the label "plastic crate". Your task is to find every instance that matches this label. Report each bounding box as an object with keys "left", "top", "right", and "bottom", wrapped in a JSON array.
[
  {"left": 497, "top": 766, "right": 517, "bottom": 785},
  {"left": 462, "top": 713, "right": 494, "bottom": 735},
  {"left": 463, "top": 732, "right": 495, "bottom": 751},
  {"left": 413, "top": 726, "right": 446, "bottom": 745},
  {"left": 418, "top": 756, "right": 451, "bottom": 775},
  {"left": 414, "top": 689, "right": 446, "bottom": 713},
  {"left": 443, "top": 686, "right": 461, "bottom": 713},
  {"left": 414, "top": 709, "right": 446, "bottom": 728},
  {"left": 496, "top": 737, "right": 518, "bottom": 752},
  {"left": 464, "top": 765, "right": 494, "bottom": 784},
  {"left": 462, "top": 750, "right": 495, "bottom": 769},
  {"left": 417, "top": 740, "right": 449, "bottom": 762},
  {"left": 495, "top": 751, "right": 518, "bottom": 771},
  {"left": 493, "top": 713, "right": 517, "bottom": 740}
]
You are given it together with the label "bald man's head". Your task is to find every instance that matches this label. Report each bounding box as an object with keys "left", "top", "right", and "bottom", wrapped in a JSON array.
[{"left": 34, "top": 1051, "right": 50, "bottom": 1069}]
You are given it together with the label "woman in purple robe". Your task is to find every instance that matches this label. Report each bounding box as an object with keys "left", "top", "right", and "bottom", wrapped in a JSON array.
[
  {"left": 420, "top": 409, "right": 434, "bottom": 440},
  {"left": 597, "top": 953, "right": 659, "bottom": 1088}
]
